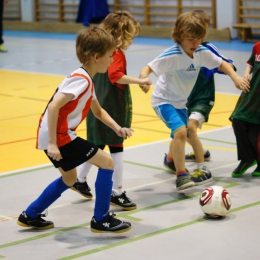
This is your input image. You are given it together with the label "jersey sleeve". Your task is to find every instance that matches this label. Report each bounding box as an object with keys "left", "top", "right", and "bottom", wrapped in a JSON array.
[
  {"left": 201, "top": 49, "right": 223, "bottom": 70},
  {"left": 61, "top": 75, "right": 92, "bottom": 100},
  {"left": 204, "top": 42, "right": 236, "bottom": 74},
  {"left": 148, "top": 54, "right": 175, "bottom": 77},
  {"left": 247, "top": 42, "right": 259, "bottom": 68},
  {"left": 108, "top": 50, "right": 126, "bottom": 84}
]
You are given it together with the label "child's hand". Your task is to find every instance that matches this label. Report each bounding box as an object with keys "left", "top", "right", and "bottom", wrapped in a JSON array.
[
  {"left": 139, "top": 77, "right": 152, "bottom": 93},
  {"left": 47, "top": 143, "right": 63, "bottom": 161},
  {"left": 243, "top": 73, "right": 251, "bottom": 81},
  {"left": 234, "top": 76, "right": 250, "bottom": 93},
  {"left": 117, "top": 127, "right": 134, "bottom": 138}
]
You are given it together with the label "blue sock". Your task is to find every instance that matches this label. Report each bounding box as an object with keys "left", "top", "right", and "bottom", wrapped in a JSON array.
[
  {"left": 94, "top": 168, "right": 113, "bottom": 222},
  {"left": 26, "top": 176, "right": 70, "bottom": 218}
]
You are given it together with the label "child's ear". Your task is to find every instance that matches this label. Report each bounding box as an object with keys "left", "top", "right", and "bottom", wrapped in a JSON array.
[{"left": 93, "top": 53, "right": 99, "bottom": 61}]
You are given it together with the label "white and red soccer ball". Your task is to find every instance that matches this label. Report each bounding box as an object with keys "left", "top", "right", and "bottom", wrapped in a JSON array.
[{"left": 199, "top": 186, "right": 232, "bottom": 218}]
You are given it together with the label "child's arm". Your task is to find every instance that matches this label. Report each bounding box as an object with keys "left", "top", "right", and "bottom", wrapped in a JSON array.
[
  {"left": 116, "top": 75, "right": 152, "bottom": 93},
  {"left": 218, "top": 60, "right": 250, "bottom": 93},
  {"left": 243, "top": 64, "right": 252, "bottom": 81},
  {"left": 139, "top": 65, "right": 154, "bottom": 79},
  {"left": 91, "top": 99, "right": 134, "bottom": 138},
  {"left": 47, "top": 92, "right": 74, "bottom": 161}
]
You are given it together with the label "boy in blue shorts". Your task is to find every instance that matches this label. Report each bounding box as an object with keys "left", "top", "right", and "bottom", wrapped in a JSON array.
[
  {"left": 139, "top": 11, "right": 250, "bottom": 191},
  {"left": 16, "top": 27, "right": 133, "bottom": 233},
  {"left": 164, "top": 10, "right": 237, "bottom": 186}
]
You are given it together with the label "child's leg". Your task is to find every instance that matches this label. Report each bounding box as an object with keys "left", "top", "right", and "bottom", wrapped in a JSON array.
[
  {"left": 187, "top": 118, "right": 204, "bottom": 163},
  {"left": 109, "top": 145, "right": 137, "bottom": 211},
  {"left": 232, "top": 119, "right": 256, "bottom": 177},
  {"left": 26, "top": 168, "right": 75, "bottom": 218},
  {"left": 73, "top": 145, "right": 106, "bottom": 199}
]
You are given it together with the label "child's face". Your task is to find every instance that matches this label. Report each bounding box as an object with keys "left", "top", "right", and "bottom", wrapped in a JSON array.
[
  {"left": 180, "top": 36, "right": 203, "bottom": 58},
  {"left": 96, "top": 48, "right": 115, "bottom": 73}
]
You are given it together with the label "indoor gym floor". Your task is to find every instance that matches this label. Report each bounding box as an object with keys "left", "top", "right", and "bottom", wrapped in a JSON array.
[{"left": 0, "top": 31, "right": 259, "bottom": 260}]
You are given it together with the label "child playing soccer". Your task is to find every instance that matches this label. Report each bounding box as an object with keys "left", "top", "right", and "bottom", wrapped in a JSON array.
[
  {"left": 139, "top": 11, "right": 250, "bottom": 191},
  {"left": 164, "top": 10, "right": 237, "bottom": 186},
  {"left": 230, "top": 42, "right": 260, "bottom": 177},
  {"left": 17, "top": 27, "right": 133, "bottom": 233},
  {"left": 72, "top": 11, "right": 152, "bottom": 210}
]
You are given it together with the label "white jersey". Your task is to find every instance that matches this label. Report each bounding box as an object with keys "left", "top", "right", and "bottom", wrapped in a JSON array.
[
  {"left": 36, "top": 67, "right": 96, "bottom": 150},
  {"left": 148, "top": 44, "right": 222, "bottom": 109}
]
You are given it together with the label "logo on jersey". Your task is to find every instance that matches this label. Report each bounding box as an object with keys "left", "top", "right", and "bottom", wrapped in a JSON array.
[
  {"left": 186, "top": 64, "right": 196, "bottom": 71},
  {"left": 255, "top": 54, "right": 260, "bottom": 62}
]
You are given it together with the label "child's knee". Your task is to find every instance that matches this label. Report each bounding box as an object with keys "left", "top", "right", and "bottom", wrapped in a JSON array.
[{"left": 103, "top": 154, "right": 114, "bottom": 170}]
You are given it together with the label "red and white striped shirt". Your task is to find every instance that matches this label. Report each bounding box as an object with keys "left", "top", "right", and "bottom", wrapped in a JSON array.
[{"left": 36, "top": 68, "right": 96, "bottom": 150}]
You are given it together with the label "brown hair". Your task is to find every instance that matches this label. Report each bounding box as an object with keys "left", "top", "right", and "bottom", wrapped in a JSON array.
[
  {"left": 172, "top": 11, "right": 208, "bottom": 44},
  {"left": 100, "top": 10, "right": 141, "bottom": 50},
  {"left": 76, "top": 27, "right": 116, "bottom": 64},
  {"left": 193, "top": 10, "right": 210, "bottom": 26}
]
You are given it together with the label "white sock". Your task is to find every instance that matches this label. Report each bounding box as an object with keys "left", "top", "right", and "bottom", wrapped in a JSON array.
[
  {"left": 77, "top": 162, "right": 92, "bottom": 183},
  {"left": 111, "top": 152, "right": 123, "bottom": 196},
  {"left": 197, "top": 163, "right": 205, "bottom": 170}
]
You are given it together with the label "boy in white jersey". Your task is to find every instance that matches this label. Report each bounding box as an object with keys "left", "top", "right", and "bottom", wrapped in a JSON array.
[
  {"left": 16, "top": 27, "right": 133, "bottom": 233},
  {"left": 139, "top": 11, "right": 250, "bottom": 191}
]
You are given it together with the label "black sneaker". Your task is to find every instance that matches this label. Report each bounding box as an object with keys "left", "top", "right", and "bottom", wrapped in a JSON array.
[
  {"left": 190, "top": 166, "right": 213, "bottom": 186},
  {"left": 110, "top": 191, "right": 137, "bottom": 211},
  {"left": 71, "top": 179, "right": 93, "bottom": 199},
  {"left": 232, "top": 160, "right": 256, "bottom": 178},
  {"left": 90, "top": 213, "right": 131, "bottom": 233},
  {"left": 163, "top": 154, "right": 176, "bottom": 173},
  {"left": 185, "top": 150, "right": 211, "bottom": 162},
  {"left": 17, "top": 211, "right": 54, "bottom": 230}
]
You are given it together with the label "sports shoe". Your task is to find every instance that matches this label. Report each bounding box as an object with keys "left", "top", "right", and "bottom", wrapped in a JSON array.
[
  {"left": 110, "top": 191, "right": 137, "bottom": 211},
  {"left": 0, "top": 44, "right": 7, "bottom": 52},
  {"left": 71, "top": 179, "right": 93, "bottom": 199},
  {"left": 185, "top": 150, "right": 211, "bottom": 162},
  {"left": 163, "top": 154, "right": 190, "bottom": 174},
  {"left": 176, "top": 173, "right": 195, "bottom": 191},
  {"left": 163, "top": 154, "right": 176, "bottom": 172},
  {"left": 252, "top": 165, "right": 260, "bottom": 177},
  {"left": 232, "top": 160, "right": 256, "bottom": 178},
  {"left": 17, "top": 211, "right": 54, "bottom": 230},
  {"left": 90, "top": 213, "right": 131, "bottom": 233},
  {"left": 190, "top": 166, "right": 213, "bottom": 186}
]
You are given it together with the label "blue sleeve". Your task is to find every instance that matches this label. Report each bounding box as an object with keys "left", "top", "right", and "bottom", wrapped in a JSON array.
[{"left": 202, "top": 42, "right": 236, "bottom": 78}]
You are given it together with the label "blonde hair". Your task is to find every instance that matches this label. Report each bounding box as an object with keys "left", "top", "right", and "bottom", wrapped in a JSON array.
[
  {"left": 76, "top": 27, "right": 116, "bottom": 64},
  {"left": 100, "top": 10, "right": 141, "bottom": 50},
  {"left": 172, "top": 11, "right": 208, "bottom": 44}
]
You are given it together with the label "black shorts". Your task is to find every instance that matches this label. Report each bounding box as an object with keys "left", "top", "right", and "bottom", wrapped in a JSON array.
[{"left": 44, "top": 137, "right": 99, "bottom": 172}]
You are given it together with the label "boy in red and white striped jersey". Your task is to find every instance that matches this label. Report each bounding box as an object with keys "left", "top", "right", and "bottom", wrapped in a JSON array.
[{"left": 17, "top": 27, "right": 133, "bottom": 233}]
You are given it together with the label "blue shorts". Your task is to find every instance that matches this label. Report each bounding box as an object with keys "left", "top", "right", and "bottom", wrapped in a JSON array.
[{"left": 153, "top": 104, "right": 187, "bottom": 138}]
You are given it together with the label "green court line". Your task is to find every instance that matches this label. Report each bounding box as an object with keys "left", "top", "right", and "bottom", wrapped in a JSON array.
[
  {"left": 0, "top": 178, "right": 239, "bottom": 252},
  {"left": 0, "top": 165, "right": 53, "bottom": 179},
  {"left": 58, "top": 200, "right": 260, "bottom": 260},
  {"left": 0, "top": 255, "right": 5, "bottom": 259},
  {"left": 199, "top": 137, "right": 236, "bottom": 145}
]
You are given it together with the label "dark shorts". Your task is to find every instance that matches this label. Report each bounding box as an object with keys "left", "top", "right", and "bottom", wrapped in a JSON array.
[{"left": 44, "top": 137, "right": 99, "bottom": 172}]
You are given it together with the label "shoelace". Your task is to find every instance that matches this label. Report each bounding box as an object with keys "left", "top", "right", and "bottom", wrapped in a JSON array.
[
  {"left": 192, "top": 169, "right": 205, "bottom": 178},
  {"left": 107, "top": 213, "right": 121, "bottom": 225},
  {"left": 121, "top": 191, "right": 132, "bottom": 202},
  {"left": 188, "top": 152, "right": 195, "bottom": 156}
]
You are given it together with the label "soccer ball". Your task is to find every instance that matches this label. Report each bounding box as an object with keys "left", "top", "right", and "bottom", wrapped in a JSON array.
[{"left": 199, "top": 186, "right": 231, "bottom": 218}]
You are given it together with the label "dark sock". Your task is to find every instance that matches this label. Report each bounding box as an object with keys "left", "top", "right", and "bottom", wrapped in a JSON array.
[
  {"left": 94, "top": 168, "right": 113, "bottom": 222},
  {"left": 26, "top": 177, "right": 70, "bottom": 218}
]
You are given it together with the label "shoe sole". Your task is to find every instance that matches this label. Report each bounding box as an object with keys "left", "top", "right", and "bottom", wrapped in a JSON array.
[
  {"left": 110, "top": 202, "right": 137, "bottom": 211},
  {"left": 90, "top": 226, "right": 132, "bottom": 233},
  {"left": 232, "top": 161, "right": 257, "bottom": 178},
  {"left": 17, "top": 220, "right": 54, "bottom": 230},
  {"left": 185, "top": 157, "right": 211, "bottom": 162},
  {"left": 252, "top": 172, "right": 260, "bottom": 177},
  {"left": 176, "top": 181, "right": 195, "bottom": 191},
  {"left": 194, "top": 177, "right": 213, "bottom": 186},
  {"left": 70, "top": 187, "right": 93, "bottom": 199}
]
